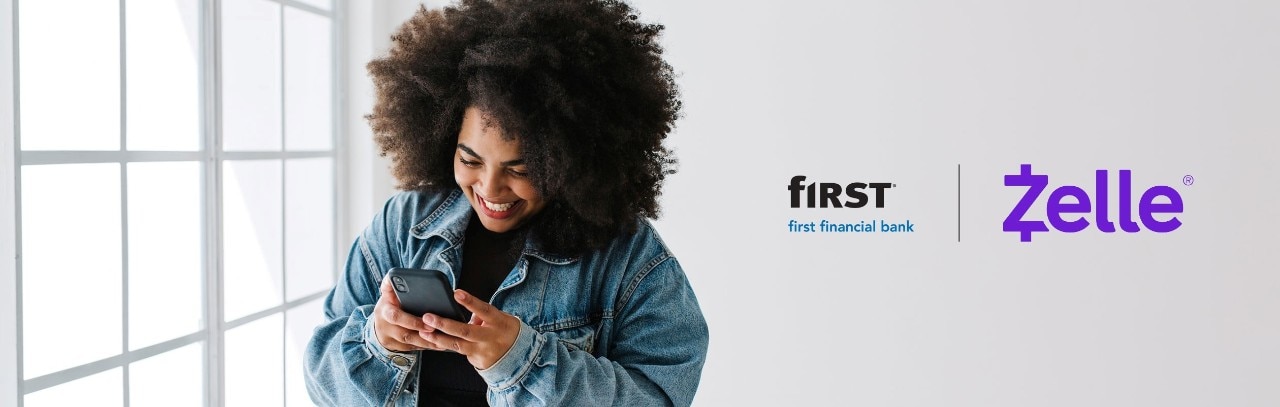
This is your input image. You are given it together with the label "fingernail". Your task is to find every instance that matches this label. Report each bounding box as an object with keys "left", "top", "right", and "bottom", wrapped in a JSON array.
[
  {"left": 456, "top": 291, "right": 467, "bottom": 301},
  {"left": 423, "top": 314, "right": 436, "bottom": 325}
]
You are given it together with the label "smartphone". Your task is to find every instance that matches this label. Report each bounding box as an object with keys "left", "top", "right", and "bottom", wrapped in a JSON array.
[{"left": 386, "top": 268, "right": 470, "bottom": 322}]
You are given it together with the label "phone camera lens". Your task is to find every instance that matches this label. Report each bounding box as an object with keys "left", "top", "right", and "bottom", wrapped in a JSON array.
[
  {"left": 394, "top": 283, "right": 408, "bottom": 292},
  {"left": 391, "top": 276, "right": 405, "bottom": 285}
]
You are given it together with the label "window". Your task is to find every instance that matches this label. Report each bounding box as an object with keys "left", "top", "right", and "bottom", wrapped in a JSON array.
[{"left": 3, "top": 0, "right": 340, "bottom": 405}]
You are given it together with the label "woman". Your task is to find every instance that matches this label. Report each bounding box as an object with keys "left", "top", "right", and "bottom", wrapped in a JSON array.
[{"left": 303, "top": 0, "right": 709, "bottom": 406}]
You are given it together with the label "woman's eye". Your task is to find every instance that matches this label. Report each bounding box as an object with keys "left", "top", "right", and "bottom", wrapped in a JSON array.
[
  {"left": 507, "top": 168, "right": 528, "bottom": 177},
  {"left": 460, "top": 158, "right": 480, "bottom": 168}
]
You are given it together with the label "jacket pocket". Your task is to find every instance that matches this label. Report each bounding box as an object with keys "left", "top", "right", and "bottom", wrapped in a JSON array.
[{"left": 535, "top": 317, "right": 600, "bottom": 356}]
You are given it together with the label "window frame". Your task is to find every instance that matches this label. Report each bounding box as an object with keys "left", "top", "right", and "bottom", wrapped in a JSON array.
[
  {"left": 1, "top": 0, "right": 346, "bottom": 405},
  {"left": 2, "top": 0, "right": 20, "bottom": 405}
]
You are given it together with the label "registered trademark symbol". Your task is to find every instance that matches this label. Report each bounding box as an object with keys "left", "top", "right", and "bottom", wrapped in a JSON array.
[{"left": 1182, "top": 175, "right": 1194, "bottom": 186}]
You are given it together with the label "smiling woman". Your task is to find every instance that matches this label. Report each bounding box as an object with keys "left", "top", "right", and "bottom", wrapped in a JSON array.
[
  {"left": 452, "top": 107, "right": 548, "bottom": 233},
  {"left": 303, "top": 0, "right": 708, "bottom": 406}
]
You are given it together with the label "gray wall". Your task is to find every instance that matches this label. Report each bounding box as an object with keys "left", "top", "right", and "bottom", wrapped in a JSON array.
[
  {"left": 351, "top": 1, "right": 1280, "bottom": 405},
  {"left": 632, "top": 0, "right": 1280, "bottom": 405}
]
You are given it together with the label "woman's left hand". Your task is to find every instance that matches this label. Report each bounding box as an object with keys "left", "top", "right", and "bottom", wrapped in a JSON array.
[{"left": 419, "top": 289, "right": 521, "bottom": 370}]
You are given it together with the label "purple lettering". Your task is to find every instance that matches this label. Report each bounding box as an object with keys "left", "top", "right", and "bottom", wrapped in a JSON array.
[
  {"left": 1047, "top": 185, "right": 1090, "bottom": 233},
  {"left": 1003, "top": 164, "right": 1049, "bottom": 242},
  {"left": 1004, "top": 164, "right": 1185, "bottom": 242},
  {"left": 1140, "top": 185, "right": 1183, "bottom": 232},
  {"left": 1095, "top": 170, "right": 1115, "bottom": 232}
]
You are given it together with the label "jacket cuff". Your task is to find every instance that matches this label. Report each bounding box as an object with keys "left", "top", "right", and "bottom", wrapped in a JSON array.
[
  {"left": 362, "top": 316, "right": 417, "bottom": 372},
  {"left": 477, "top": 322, "right": 539, "bottom": 390}
]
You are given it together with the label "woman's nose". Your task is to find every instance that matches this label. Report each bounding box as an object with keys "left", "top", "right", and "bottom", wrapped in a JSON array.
[{"left": 476, "top": 168, "right": 507, "bottom": 196}]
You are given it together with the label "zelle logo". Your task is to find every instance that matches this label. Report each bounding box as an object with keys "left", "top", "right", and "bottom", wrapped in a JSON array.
[{"left": 1004, "top": 164, "right": 1185, "bottom": 242}]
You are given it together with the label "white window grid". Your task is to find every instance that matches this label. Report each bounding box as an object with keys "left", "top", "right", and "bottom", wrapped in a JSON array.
[{"left": 1, "top": 0, "right": 348, "bottom": 405}]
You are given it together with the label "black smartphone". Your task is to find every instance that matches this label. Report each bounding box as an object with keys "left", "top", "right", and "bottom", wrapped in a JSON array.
[{"left": 386, "top": 268, "right": 470, "bottom": 322}]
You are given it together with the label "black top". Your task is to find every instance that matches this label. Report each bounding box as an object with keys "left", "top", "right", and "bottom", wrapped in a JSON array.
[{"left": 417, "top": 213, "right": 524, "bottom": 407}]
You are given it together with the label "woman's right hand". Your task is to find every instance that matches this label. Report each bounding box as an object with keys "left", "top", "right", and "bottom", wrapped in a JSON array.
[{"left": 373, "top": 276, "right": 436, "bottom": 352}]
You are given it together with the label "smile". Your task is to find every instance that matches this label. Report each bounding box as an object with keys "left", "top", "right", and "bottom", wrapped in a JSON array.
[
  {"left": 476, "top": 193, "right": 523, "bottom": 219},
  {"left": 483, "top": 197, "right": 514, "bottom": 212}
]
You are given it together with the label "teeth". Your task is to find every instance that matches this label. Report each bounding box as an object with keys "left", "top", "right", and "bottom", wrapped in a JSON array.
[{"left": 483, "top": 197, "right": 514, "bottom": 212}]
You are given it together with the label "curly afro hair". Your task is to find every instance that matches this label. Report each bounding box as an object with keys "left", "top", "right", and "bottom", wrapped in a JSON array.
[{"left": 366, "top": 0, "right": 680, "bottom": 255}]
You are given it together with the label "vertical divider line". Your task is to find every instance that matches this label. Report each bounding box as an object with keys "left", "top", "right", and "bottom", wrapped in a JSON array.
[
  {"left": 957, "top": 164, "right": 961, "bottom": 243},
  {"left": 119, "top": 1, "right": 131, "bottom": 405}
]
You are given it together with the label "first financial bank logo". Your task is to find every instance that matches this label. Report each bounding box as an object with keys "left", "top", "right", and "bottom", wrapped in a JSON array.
[
  {"left": 785, "top": 175, "right": 916, "bottom": 234},
  {"left": 1003, "top": 164, "right": 1187, "bottom": 242}
]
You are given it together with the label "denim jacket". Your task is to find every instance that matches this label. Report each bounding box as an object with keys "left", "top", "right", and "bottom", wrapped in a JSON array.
[{"left": 304, "top": 188, "right": 709, "bottom": 406}]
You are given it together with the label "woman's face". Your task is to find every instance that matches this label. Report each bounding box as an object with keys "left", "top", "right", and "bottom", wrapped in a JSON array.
[{"left": 454, "top": 107, "right": 547, "bottom": 233}]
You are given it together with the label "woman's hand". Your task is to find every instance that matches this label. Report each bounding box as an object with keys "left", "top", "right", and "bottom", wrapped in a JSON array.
[
  {"left": 372, "top": 277, "right": 436, "bottom": 352},
  {"left": 418, "top": 289, "right": 521, "bottom": 370}
]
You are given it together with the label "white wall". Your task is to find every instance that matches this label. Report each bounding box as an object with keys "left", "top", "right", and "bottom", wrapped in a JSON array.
[{"left": 340, "top": 0, "right": 421, "bottom": 242}]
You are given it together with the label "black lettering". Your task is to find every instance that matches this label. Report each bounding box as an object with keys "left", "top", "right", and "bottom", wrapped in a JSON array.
[
  {"left": 844, "top": 182, "right": 868, "bottom": 208},
  {"left": 869, "top": 182, "right": 892, "bottom": 208},
  {"left": 820, "top": 183, "right": 842, "bottom": 208}
]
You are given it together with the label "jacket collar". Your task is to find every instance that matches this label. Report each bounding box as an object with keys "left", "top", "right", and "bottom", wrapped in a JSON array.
[{"left": 408, "top": 188, "right": 581, "bottom": 265}]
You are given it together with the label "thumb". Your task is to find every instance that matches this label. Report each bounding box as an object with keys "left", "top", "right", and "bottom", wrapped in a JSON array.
[{"left": 380, "top": 276, "right": 400, "bottom": 306}]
